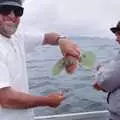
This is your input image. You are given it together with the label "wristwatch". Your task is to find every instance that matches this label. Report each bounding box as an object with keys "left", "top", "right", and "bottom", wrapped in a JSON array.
[{"left": 57, "top": 35, "right": 68, "bottom": 44}]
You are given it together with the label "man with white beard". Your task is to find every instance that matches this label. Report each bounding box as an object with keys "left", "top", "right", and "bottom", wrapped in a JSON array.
[{"left": 0, "top": 0, "right": 80, "bottom": 120}]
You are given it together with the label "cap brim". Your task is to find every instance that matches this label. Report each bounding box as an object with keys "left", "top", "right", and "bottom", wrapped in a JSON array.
[
  {"left": 110, "top": 27, "right": 120, "bottom": 34},
  {"left": 0, "top": 1, "right": 23, "bottom": 9}
]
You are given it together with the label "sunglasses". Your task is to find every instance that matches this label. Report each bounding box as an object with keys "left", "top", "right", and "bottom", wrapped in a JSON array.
[{"left": 0, "top": 5, "right": 24, "bottom": 17}]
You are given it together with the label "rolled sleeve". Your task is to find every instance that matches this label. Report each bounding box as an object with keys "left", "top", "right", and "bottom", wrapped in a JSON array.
[{"left": 22, "top": 32, "right": 45, "bottom": 53}]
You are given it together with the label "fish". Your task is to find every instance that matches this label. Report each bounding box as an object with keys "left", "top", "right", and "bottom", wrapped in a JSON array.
[{"left": 52, "top": 50, "right": 96, "bottom": 76}]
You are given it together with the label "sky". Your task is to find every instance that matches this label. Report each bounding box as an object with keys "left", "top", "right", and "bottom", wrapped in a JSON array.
[{"left": 20, "top": 0, "right": 120, "bottom": 38}]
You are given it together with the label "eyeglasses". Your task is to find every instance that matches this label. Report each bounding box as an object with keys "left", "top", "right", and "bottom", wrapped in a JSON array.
[{"left": 0, "top": 5, "right": 24, "bottom": 17}]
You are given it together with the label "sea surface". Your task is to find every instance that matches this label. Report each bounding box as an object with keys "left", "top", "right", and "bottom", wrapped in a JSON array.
[{"left": 26, "top": 36, "right": 119, "bottom": 116}]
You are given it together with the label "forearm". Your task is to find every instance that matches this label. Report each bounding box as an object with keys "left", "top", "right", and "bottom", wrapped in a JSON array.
[
  {"left": 42, "top": 32, "right": 60, "bottom": 45},
  {"left": 0, "top": 87, "right": 51, "bottom": 109},
  {"left": 43, "top": 32, "right": 68, "bottom": 45}
]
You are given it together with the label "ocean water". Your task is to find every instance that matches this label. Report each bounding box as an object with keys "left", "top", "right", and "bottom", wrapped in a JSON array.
[{"left": 26, "top": 36, "right": 119, "bottom": 116}]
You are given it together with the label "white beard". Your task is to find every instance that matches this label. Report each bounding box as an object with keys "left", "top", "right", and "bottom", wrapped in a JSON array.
[
  {"left": 2, "top": 21, "right": 18, "bottom": 37},
  {"left": 4, "top": 23, "right": 17, "bottom": 35}
]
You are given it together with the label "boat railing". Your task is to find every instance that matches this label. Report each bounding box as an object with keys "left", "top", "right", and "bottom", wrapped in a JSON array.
[{"left": 34, "top": 110, "right": 109, "bottom": 120}]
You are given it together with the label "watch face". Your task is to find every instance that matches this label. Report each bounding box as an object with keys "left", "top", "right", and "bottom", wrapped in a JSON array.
[{"left": 59, "top": 36, "right": 66, "bottom": 38}]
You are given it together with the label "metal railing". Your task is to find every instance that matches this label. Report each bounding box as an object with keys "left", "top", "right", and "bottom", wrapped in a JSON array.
[{"left": 34, "top": 110, "right": 109, "bottom": 120}]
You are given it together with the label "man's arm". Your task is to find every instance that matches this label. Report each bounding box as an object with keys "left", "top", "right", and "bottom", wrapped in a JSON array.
[
  {"left": 93, "top": 59, "right": 120, "bottom": 92},
  {"left": 42, "top": 32, "right": 60, "bottom": 45},
  {"left": 43, "top": 33, "right": 80, "bottom": 58},
  {"left": 23, "top": 32, "right": 80, "bottom": 59},
  {"left": 0, "top": 87, "right": 63, "bottom": 109},
  {"left": 23, "top": 32, "right": 80, "bottom": 73},
  {"left": 43, "top": 32, "right": 80, "bottom": 74}
]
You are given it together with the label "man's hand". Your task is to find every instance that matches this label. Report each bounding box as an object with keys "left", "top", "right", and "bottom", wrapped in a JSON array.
[
  {"left": 92, "top": 81, "right": 106, "bottom": 92},
  {"left": 59, "top": 38, "right": 80, "bottom": 74},
  {"left": 47, "top": 92, "right": 64, "bottom": 108},
  {"left": 92, "top": 81, "right": 102, "bottom": 91},
  {"left": 59, "top": 38, "right": 80, "bottom": 60}
]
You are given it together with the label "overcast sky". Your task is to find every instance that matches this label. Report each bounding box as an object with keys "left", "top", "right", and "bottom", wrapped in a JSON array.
[{"left": 20, "top": 0, "right": 120, "bottom": 38}]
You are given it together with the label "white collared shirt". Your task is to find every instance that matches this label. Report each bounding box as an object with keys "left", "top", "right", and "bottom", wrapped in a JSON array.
[{"left": 0, "top": 31, "right": 44, "bottom": 120}]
